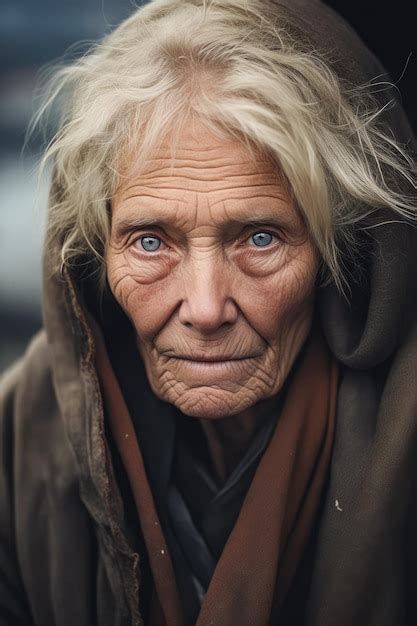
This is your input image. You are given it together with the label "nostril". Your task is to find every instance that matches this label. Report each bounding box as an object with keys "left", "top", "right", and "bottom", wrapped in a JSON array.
[{"left": 178, "top": 294, "right": 238, "bottom": 332}]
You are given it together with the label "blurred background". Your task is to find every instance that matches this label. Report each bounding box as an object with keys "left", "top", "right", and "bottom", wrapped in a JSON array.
[{"left": 1, "top": 0, "right": 415, "bottom": 372}]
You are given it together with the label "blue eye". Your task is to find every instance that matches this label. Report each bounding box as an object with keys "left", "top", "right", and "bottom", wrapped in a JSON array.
[
  {"left": 140, "top": 235, "right": 161, "bottom": 252},
  {"left": 250, "top": 232, "right": 273, "bottom": 247}
]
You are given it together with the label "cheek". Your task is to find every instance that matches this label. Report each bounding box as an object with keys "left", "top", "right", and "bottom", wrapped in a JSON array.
[
  {"left": 106, "top": 251, "right": 179, "bottom": 341},
  {"left": 111, "top": 276, "right": 172, "bottom": 340},
  {"left": 239, "top": 246, "right": 318, "bottom": 340}
]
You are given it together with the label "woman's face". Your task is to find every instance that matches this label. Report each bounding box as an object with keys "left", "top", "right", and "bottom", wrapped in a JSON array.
[{"left": 106, "top": 118, "right": 320, "bottom": 419}]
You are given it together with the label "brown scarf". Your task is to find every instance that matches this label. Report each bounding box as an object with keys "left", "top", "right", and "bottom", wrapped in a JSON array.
[{"left": 93, "top": 322, "right": 339, "bottom": 626}]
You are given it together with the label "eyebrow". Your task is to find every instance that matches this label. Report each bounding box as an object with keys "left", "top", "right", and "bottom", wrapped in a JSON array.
[{"left": 112, "top": 212, "right": 295, "bottom": 240}]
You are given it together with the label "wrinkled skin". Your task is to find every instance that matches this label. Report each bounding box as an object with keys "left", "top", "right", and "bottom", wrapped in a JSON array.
[{"left": 106, "top": 117, "right": 320, "bottom": 421}]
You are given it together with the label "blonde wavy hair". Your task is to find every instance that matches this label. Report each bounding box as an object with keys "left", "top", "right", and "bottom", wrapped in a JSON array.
[{"left": 32, "top": 0, "right": 417, "bottom": 296}]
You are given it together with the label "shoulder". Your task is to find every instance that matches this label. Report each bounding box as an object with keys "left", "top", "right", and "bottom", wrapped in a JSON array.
[
  {"left": 0, "top": 328, "right": 85, "bottom": 532},
  {"left": 0, "top": 329, "right": 54, "bottom": 418},
  {"left": 0, "top": 329, "right": 55, "bottom": 500},
  {"left": 0, "top": 329, "right": 61, "bottom": 483}
]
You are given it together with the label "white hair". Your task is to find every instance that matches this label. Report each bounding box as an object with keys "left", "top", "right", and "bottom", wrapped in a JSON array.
[{"left": 32, "top": 0, "right": 417, "bottom": 296}]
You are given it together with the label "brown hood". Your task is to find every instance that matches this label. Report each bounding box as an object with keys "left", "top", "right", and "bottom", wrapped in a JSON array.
[
  {"left": 275, "top": 0, "right": 417, "bottom": 368},
  {"left": 41, "top": 2, "right": 417, "bottom": 625}
]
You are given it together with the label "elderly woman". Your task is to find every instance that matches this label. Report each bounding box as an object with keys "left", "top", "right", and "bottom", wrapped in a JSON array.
[{"left": 1, "top": 0, "right": 416, "bottom": 625}]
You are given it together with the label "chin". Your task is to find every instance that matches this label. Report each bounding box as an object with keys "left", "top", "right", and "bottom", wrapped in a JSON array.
[{"left": 169, "top": 388, "right": 258, "bottom": 420}]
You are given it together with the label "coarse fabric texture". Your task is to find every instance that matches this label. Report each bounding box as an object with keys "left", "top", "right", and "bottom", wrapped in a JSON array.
[
  {"left": 0, "top": 1, "right": 416, "bottom": 625},
  {"left": 92, "top": 316, "right": 338, "bottom": 626}
]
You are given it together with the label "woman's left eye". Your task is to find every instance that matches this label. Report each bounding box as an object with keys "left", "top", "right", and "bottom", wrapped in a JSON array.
[
  {"left": 247, "top": 231, "right": 276, "bottom": 247},
  {"left": 135, "top": 235, "right": 163, "bottom": 252}
]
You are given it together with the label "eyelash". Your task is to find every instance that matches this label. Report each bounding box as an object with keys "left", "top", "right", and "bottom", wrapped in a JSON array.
[{"left": 131, "top": 229, "right": 281, "bottom": 253}]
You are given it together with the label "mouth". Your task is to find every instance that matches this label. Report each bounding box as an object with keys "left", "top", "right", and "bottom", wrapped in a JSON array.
[
  {"left": 164, "top": 354, "right": 259, "bottom": 379},
  {"left": 174, "top": 356, "right": 255, "bottom": 362}
]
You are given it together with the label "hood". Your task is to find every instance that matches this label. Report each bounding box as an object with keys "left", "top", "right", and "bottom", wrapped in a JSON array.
[{"left": 40, "top": 2, "right": 417, "bottom": 625}]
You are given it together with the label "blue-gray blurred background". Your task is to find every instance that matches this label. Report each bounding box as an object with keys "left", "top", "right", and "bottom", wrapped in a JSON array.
[{"left": 1, "top": 0, "right": 415, "bottom": 372}]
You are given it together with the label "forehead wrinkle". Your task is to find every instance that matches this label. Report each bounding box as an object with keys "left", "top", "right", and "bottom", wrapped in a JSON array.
[
  {"left": 151, "top": 139, "right": 265, "bottom": 158},
  {"left": 114, "top": 187, "right": 188, "bottom": 206},
  {"left": 141, "top": 152, "right": 261, "bottom": 164},
  {"left": 125, "top": 146, "right": 268, "bottom": 177},
  {"left": 194, "top": 190, "right": 216, "bottom": 230},
  {"left": 209, "top": 188, "right": 291, "bottom": 208},
  {"left": 140, "top": 169, "right": 274, "bottom": 181},
  {"left": 119, "top": 181, "right": 284, "bottom": 201},
  {"left": 120, "top": 159, "right": 276, "bottom": 188},
  {"left": 115, "top": 188, "right": 293, "bottom": 217},
  {"left": 115, "top": 179, "right": 286, "bottom": 208}
]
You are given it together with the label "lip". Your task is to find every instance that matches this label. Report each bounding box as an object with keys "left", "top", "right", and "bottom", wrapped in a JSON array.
[
  {"left": 174, "top": 356, "right": 254, "bottom": 362},
  {"left": 168, "top": 355, "right": 258, "bottom": 379}
]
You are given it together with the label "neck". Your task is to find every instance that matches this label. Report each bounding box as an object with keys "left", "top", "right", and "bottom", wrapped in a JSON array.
[{"left": 198, "top": 393, "right": 281, "bottom": 484}]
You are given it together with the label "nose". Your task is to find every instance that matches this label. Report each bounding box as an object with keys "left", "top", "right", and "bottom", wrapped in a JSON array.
[{"left": 178, "top": 254, "right": 238, "bottom": 333}]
